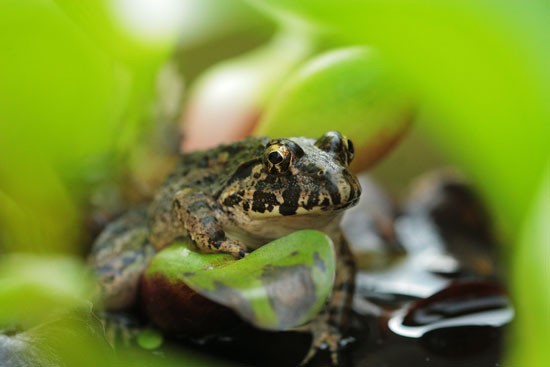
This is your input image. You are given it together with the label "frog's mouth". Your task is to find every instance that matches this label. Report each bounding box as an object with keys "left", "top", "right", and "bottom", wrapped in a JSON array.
[
  {"left": 242, "top": 202, "right": 354, "bottom": 220},
  {"left": 246, "top": 177, "right": 362, "bottom": 219},
  {"left": 279, "top": 192, "right": 360, "bottom": 217},
  {"left": 282, "top": 170, "right": 362, "bottom": 217}
]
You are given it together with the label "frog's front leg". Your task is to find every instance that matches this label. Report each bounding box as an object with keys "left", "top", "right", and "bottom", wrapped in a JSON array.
[
  {"left": 172, "top": 188, "right": 248, "bottom": 258},
  {"left": 302, "top": 233, "right": 356, "bottom": 366}
]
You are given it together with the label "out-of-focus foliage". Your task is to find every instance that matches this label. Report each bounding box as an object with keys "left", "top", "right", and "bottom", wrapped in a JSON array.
[
  {"left": 147, "top": 230, "right": 335, "bottom": 330},
  {"left": 1, "top": 312, "right": 226, "bottom": 367},
  {"left": 0, "top": 0, "right": 175, "bottom": 253},
  {"left": 256, "top": 46, "right": 413, "bottom": 171},
  {"left": 510, "top": 168, "right": 550, "bottom": 367},
  {"left": 0, "top": 255, "right": 92, "bottom": 328},
  {"left": 252, "top": 0, "right": 550, "bottom": 233},
  {"left": 249, "top": 1, "right": 550, "bottom": 365}
]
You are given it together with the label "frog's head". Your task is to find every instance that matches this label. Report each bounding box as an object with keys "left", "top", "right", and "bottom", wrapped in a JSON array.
[{"left": 219, "top": 131, "right": 361, "bottom": 221}]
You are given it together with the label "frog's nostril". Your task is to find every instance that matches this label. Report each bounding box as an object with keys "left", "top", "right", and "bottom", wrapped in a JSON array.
[{"left": 317, "top": 170, "right": 325, "bottom": 176}]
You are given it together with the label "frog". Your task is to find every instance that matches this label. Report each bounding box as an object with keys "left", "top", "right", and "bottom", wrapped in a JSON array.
[{"left": 89, "top": 131, "right": 361, "bottom": 365}]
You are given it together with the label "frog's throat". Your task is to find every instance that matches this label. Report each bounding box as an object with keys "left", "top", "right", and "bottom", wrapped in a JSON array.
[{"left": 225, "top": 211, "right": 343, "bottom": 249}]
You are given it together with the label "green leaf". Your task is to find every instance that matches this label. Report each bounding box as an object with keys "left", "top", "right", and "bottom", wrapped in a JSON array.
[
  {"left": 255, "top": 46, "right": 413, "bottom": 171},
  {"left": 0, "top": 0, "right": 174, "bottom": 253},
  {"left": 509, "top": 162, "right": 550, "bottom": 367},
  {"left": 146, "top": 230, "right": 335, "bottom": 330},
  {"left": 0, "top": 255, "right": 93, "bottom": 328}
]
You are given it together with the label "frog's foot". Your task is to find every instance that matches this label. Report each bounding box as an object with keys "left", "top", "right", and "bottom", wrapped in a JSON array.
[
  {"left": 216, "top": 239, "right": 248, "bottom": 259},
  {"left": 300, "top": 319, "right": 344, "bottom": 366}
]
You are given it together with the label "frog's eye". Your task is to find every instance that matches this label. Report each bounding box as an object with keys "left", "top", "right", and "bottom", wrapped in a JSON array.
[
  {"left": 264, "top": 143, "right": 291, "bottom": 173},
  {"left": 315, "top": 131, "right": 354, "bottom": 166},
  {"left": 264, "top": 139, "right": 303, "bottom": 173},
  {"left": 345, "top": 138, "right": 355, "bottom": 163}
]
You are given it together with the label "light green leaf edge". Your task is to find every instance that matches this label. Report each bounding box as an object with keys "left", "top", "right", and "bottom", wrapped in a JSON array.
[
  {"left": 0, "top": 255, "right": 93, "bottom": 328},
  {"left": 146, "top": 229, "right": 335, "bottom": 330}
]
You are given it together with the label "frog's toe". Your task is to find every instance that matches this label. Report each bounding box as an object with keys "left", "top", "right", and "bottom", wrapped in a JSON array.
[
  {"left": 218, "top": 239, "right": 248, "bottom": 259},
  {"left": 301, "top": 331, "right": 340, "bottom": 366},
  {"left": 300, "top": 319, "right": 350, "bottom": 366}
]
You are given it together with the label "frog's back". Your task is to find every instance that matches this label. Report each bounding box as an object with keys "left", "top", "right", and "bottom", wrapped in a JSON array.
[
  {"left": 147, "top": 136, "right": 269, "bottom": 245},
  {"left": 164, "top": 137, "right": 268, "bottom": 193}
]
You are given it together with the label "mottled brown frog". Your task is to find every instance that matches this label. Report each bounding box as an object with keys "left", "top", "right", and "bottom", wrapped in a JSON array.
[{"left": 90, "top": 131, "right": 361, "bottom": 364}]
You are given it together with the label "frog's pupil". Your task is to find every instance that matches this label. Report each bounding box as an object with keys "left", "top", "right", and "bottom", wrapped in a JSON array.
[{"left": 268, "top": 151, "right": 284, "bottom": 164}]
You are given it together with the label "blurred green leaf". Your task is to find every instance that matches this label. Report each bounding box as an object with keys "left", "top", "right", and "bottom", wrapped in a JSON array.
[
  {"left": 255, "top": 46, "right": 413, "bottom": 171},
  {"left": 146, "top": 230, "right": 335, "bottom": 330},
  {"left": 509, "top": 161, "right": 550, "bottom": 366},
  {"left": 0, "top": 0, "right": 175, "bottom": 252},
  {"left": 0, "top": 1, "right": 119, "bottom": 173},
  {"left": 0, "top": 310, "right": 221, "bottom": 367},
  {"left": 252, "top": 2, "right": 550, "bottom": 364},
  {"left": 0, "top": 255, "right": 93, "bottom": 328},
  {"left": 0, "top": 310, "right": 111, "bottom": 367},
  {"left": 254, "top": 0, "right": 550, "bottom": 233}
]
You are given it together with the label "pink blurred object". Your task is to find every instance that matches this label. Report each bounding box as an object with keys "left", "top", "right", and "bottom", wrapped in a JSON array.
[
  {"left": 180, "top": 68, "right": 261, "bottom": 152},
  {"left": 179, "top": 31, "right": 317, "bottom": 153}
]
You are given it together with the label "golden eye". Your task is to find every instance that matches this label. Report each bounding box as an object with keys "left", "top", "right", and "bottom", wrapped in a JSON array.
[{"left": 264, "top": 142, "right": 292, "bottom": 173}]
